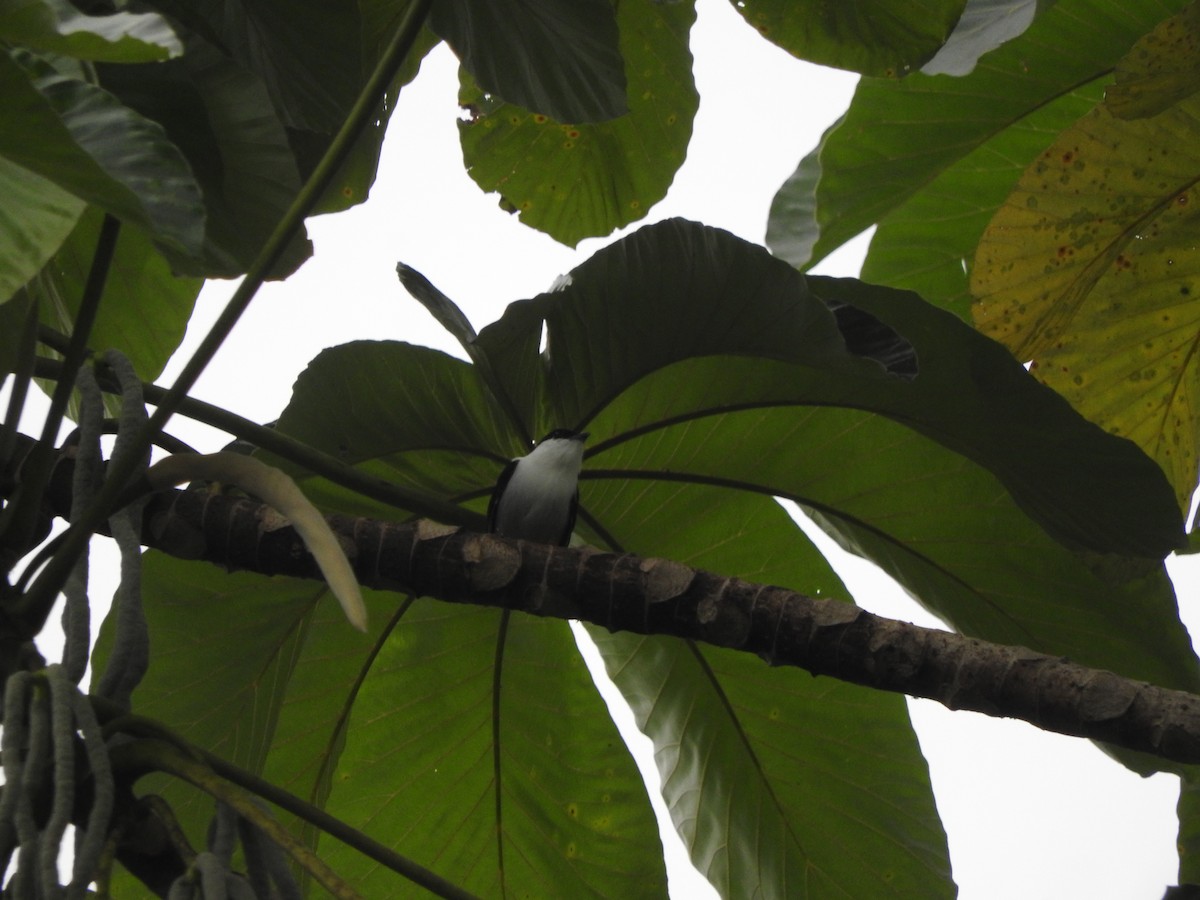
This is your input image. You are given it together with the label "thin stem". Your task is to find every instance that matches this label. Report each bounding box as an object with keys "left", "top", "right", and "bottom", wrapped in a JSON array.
[
  {"left": 108, "top": 739, "right": 361, "bottom": 899},
  {"left": 17, "top": 0, "right": 435, "bottom": 632},
  {"left": 0, "top": 217, "right": 120, "bottom": 563},
  {"left": 0, "top": 297, "right": 41, "bottom": 468},
  {"left": 31, "top": 355, "right": 484, "bottom": 527},
  {"left": 96, "top": 705, "right": 479, "bottom": 900},
  {"left": 0, "top": 300, "right": 42, "bottom": 578},
  {"left": 202, "top": 751, "right": 479, "bottom": 900},
  {"left": 38, "top": 214, "right": 120, "bottom": 452},
  {"left": 113, "top": 359, "right": 476, "bottom": 523},
  {"left": 491, "top": 610, "right": 510, "bottom": 895}
]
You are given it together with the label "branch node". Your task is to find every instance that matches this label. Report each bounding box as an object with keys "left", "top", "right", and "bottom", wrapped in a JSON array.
[
  {"left": 464, "top": 535, "right": 521, "bottom": 591},
  {"left": 1078, "top": 670, "right": 1139, "bottom": 721},
  {"left": 639, "top": 557, "right": 693, "bottom": 604},
  {"left": 416, "top": 519, "right": 459, "bottom": 540},
  {"left": 810, "top": 598, "right": 860, "bottom": 628}
]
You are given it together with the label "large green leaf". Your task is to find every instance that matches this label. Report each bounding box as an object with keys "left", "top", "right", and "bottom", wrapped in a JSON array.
[
  {"left": 0, "top": 47, "right": 204, "bottom": 256},
  {"left": 20, "top": 206, "right": 201, "bottom": 382},
  {"left": 265, "top": 316, "right": 949, "bottom": 897},
  {"left": 93, "top": 555, "right": 409, "bottom": 895},
  {"left": 142, "top": 0, "right": 363, "bottom": 133},
  {"left": 270, "top": 344, "right": 950, "bottom": 897},
  {"left": 519, "top": 219, "right": 1194, "bottom": 682},
  {"left": 302, "top": 4, "right": 442, "bottom": 215},
  {"left": 1179, "top": 774, "right": 1200, "bottom": 883},
  {"left": 730, "top": 0, "right": 966, "bottom": 76},
  {"left": 858, "top": 1, "right": 1200, "bottom": 318},
  {"left": 270, "top": 341, "right": 513, "bottom": 520},
  {"left": 90, "top": 552, "right": 337, "bottom": 894},
  {"left": 971, "top": 93, "right": 1200, "bottom": 512},
  {"left": 582, "top": 482, "right": 952, "bottom": 898},
  {"left": 600, "top": 400, "right": 1195, "bottom": 692},
  {"left": 318, "top": 603, "right": 666, "bottom": 898},
  {"left": 0, "top": 291, "right": 33, "bottom": 376},
  {"left": 0, "top": 0, "right": 181, "bottom": 62},
  {"left": 0, "top": 154, "right": 82, "bottom": 304},
  {"left": 256, "top": 585, "right": 404, "bottom": 861},
  {"left": 119, "top": 218, "right": 1197, "bottom": 896},
  {"left": 279, "top": 217, "right": 1192, "bottom": 886},
  {"left": 474, "top": 218, "right": 1181, "bottom": 558},
  {"left": 595, "top": 631, "right": 951, "bottom": 897},
  {"left": 274, "top": 220, "right": 1190, "bottom": 680},
  {"left": 196, "top": 347, "right": 665, "bottom": 897},
  {"left": 101, "top": 555, "right": 665, "bottom": 896},
  {"left": 95, "top": 555, "right": 328, "bottom": 777},
  {"left": 431, "top": 0, "right": 627, "bottom": 123},
  {"left": 919, "top": 0, "right": 1044, "bottom": 77},
  {"left": 97, "top": 36, "right": 312, "bottom": 279},
  {"left": 457, "top": 0, "right": 697, "bottom": 246},
  {"left": 765, "top": 0, "right": 1188, "bottom": 272},
  {"left": 273, "top": 220, "right": 1191, "bottom": 689}
]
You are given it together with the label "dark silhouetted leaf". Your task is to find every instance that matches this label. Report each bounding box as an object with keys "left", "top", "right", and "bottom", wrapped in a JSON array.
[
  {"left": 732, "top": 0, "right": 966, "bottom": 76},
  {"left": 432, "top": 0, "right": 626, "bottom": 124}
]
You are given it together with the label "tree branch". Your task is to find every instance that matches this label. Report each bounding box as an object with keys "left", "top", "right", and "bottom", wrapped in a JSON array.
[
  {"left": 125, "top": 483, "right": 1200, "bottom": 766},
  {"left": 11, "top": 433, "right": 1199, "bottom": 765}
]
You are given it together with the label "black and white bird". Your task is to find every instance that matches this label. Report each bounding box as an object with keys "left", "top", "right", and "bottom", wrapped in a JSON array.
[{"left": 488, "top": 429, "right": 589, "bottom": 546}]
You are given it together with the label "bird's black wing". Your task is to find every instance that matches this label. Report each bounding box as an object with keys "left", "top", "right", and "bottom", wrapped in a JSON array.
[
  {"left": 487, "top": 458, "right": 518, "bottom": 533},
  {"left": 558, "top": 488, "right": 579, "bottom": 547}
]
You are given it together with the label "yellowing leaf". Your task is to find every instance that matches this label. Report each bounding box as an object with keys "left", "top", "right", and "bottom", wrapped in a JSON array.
[
  {"left": 1106, "top": 0, "right": 1200, "bottom": 119},
  {"left": 971, "top": 97, "right": 1200, "bottom": 511}
]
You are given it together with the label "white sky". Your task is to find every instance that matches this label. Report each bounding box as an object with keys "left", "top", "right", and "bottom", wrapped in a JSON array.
[{"left": 17, "top": 0, "right": 1198, "bottom": 896}]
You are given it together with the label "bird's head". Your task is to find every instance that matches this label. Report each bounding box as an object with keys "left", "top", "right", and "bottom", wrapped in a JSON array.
[
  {"left": 527, "top": 429, "right": 589, "bottom": 470},
  {"left": 537, "top": 428, "right": 589, "bottom": 445}
]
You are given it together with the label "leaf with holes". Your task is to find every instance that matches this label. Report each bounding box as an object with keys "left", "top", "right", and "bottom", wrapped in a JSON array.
[{"left": 457, "top": 0, "right": 696, "bottom": 246}]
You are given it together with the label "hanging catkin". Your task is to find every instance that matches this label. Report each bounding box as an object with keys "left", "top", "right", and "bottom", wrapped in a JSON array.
[
  {"left": 61, "top": 365, "right": 105, "bottom": 684},
  {"left": 94, "top": 350, "right": 152, "bottom": 707}
]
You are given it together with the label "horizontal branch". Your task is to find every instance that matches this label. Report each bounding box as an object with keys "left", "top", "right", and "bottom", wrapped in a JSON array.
[{"left": 129, "top": 484, "right": 1200, "bottom": 766}]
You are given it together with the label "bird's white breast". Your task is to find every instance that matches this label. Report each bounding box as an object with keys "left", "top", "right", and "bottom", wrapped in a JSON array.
[{"left": 493, "top": 439, "right": 584, "bottom": 543}]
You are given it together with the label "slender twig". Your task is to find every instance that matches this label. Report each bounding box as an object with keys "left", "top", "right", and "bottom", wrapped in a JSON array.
[
  {"left": 31, "top": 355, "right": 480, "bottom": 526},
  {"left": 33, "top": 323, "right": 71, "bottom": 355},
  {"left": 37, "top": 214, "right": 121, "bottom": 453},
  {"left": 108, "top": 739, "right": 363, "bottom": 900},
  {"left": 491, "top": 611, "right": 510, "bottom": 894},
  {"left": 95, "top": 706, "right": 479, "bottom": 900},
  {"left": 59, "top": 416, "right": 197, "bottom": 457},
  {"left": 0, "top": 216, "right": 119, "bottom": 573},
  {"left": 0, "top": 297, "right": 41, "bottom": 468},
  {"left": 16, "top": 0, "right": 436, "bottom": 632},
  {"left": 201, "top": 751, "right": 479, "bottom": 900}
]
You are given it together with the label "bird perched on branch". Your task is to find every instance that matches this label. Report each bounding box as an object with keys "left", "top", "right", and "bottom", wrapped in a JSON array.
[{"left": 488, "top": 429, "right": 589, "bottom": 546}]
